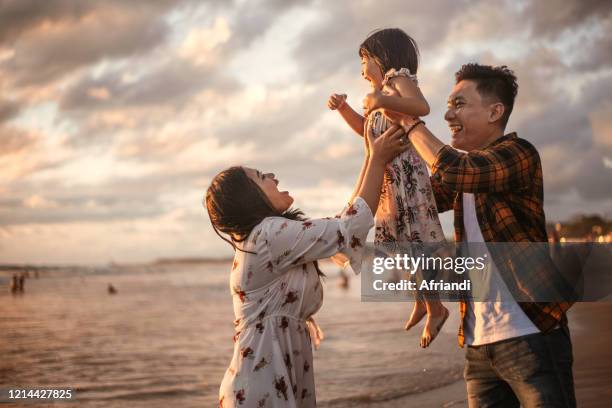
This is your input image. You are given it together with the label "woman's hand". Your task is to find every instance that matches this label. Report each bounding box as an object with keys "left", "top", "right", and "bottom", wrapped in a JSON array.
[
  {"left": 366, "top": 124, "right": 409, "bottom": 165},
  {"left": 327, "top": 93, "right": 347, "bottom": 111},
  {"left": 353, "top": 124, "right": 410, "bottom": 214}
]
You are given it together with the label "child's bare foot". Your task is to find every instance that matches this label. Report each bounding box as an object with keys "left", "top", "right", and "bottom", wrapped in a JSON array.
[
  {"left": 405, "top": 300, "right": 427, "bottom": 330},
  {"left": 420, "top": 306, "right": 449, "bottom": 348}
]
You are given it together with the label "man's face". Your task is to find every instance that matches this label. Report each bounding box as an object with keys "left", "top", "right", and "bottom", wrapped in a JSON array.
[{"left": 445, "top": 80, "right": 498, "bottom": 151}]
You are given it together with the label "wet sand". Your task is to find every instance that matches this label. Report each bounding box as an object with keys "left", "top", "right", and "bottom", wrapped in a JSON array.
[{"left": 365, "top": 302, "right": 612, "bottom": 407}]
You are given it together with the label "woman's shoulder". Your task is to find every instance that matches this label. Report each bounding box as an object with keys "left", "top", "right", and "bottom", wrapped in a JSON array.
[
  {"left": 245, "top": 216, "right": 294, "bottom": 245},
  {"left": 233, "top": 218, "right": 279, "bottom": 253}
]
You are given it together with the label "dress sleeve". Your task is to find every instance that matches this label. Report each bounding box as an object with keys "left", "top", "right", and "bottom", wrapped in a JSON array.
[
  {"left": 263, "top": 197, "right": 374, "bottom": 275},
  {"left": 383, "top": 67, "right": 418, "bottom": 86}
]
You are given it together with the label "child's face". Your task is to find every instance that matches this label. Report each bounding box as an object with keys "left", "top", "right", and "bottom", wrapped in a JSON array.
[{"left": 361, "top": 55, "right": 383, "bottom": 89}]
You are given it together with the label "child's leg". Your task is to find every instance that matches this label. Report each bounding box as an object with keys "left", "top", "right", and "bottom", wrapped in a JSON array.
[
  {"left": 420, "top": 299, "right": 449, "bottom": 348},
  {"left": 405, "top": 299, "right": 427, "bottom": 330},
  {"left": 407, "top": 254, "right": 449, "bottom": 347}
]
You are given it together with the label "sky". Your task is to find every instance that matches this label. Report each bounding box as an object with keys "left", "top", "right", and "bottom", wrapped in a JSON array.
[{"left": 0, "top": 0, "right": 611, "bottom": 264}]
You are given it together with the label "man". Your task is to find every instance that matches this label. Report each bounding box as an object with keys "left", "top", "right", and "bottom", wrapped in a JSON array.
[{"left": 400, "top": 64, "right": 576, "bottom": 407}]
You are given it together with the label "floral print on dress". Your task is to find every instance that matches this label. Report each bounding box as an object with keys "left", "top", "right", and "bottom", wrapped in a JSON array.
[
  {"left": 368, "top": 68, "right": 445, "bottom": 247},
  {"left": 218, "top": 197, "right": 374, "bottom": 407}
]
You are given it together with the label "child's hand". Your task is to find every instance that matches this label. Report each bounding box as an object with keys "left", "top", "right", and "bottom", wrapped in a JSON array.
[
  {"left": 363, "top": 89, "right": 383, "bottom": 116},
  {"left": 327, "top": 93, "right": 347, "bottom": 110}
]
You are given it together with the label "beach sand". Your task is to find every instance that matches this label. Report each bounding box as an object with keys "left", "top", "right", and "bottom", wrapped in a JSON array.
[{"left": 357, "top": 302, "right": 612, "bottom": 407}]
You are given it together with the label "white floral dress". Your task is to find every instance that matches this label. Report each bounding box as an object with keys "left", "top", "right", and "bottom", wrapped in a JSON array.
[
  {"left": 368, "top": 68, "right": 445, "bottom": 246},
  {"left": 219, "top": 197, "right": 374, "bottom": 407}
]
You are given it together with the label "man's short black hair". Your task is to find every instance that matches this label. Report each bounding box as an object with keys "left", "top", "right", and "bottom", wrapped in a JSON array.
[{"left": 455, "top": 63, "right": 518, "bottom": 128}]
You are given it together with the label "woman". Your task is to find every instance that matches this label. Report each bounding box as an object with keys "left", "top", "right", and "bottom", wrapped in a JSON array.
[{"left": 206, "top": 125, "right": 408, "bottom": 407}]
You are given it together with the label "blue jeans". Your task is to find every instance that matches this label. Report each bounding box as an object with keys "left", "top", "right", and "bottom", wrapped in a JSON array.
[{"left": 464, "top": 328, "right": 576, "bottom": 407}]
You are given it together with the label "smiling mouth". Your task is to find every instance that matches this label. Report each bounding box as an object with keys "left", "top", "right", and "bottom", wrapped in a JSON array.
[{"left": 449, "top": 124, "right": 463, "bottom": 136}]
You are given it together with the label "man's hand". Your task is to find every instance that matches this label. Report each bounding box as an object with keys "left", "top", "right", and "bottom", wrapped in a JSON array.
[{"left": 327, "top": 93, "right": 347, "bottom": 110}]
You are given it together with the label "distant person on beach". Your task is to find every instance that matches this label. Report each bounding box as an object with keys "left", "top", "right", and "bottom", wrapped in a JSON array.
[
  {"left": 10, "top": 274, "right": 19, "bottom": 294},
  {"left": 18, "top": 273, "right": 25, "bottom": 293},
  {"left": 328, "top": 28, "right": 448, "bottom": 348},
  {"left": 108, "top": 284, "right": 117, "bottom": 295},
  {"left": 206, "top": 125, "right": 408, "bottom": 407},
  {"left": 396, "top": 64, "right": 576, "bottom": 407}
]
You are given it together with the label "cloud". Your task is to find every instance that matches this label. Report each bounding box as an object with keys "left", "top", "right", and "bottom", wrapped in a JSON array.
[
  {"left": 526, "top": 0, "right": 612, "bottom": 38},
  {"left": 0, "top": 125, "right": 38, "bottom": 156},
  {"left": 179, "top": 17, "right": 231, "bottom": 66},
  {"left": 0, "top": 0, "right": 610, "bottom": 263},
  {"left": 589, "top": 102, "right": 612, "bottom": 154},
  {"left": 0, "top": 128, "right": 68, "bottom": 183},
  {"left": 60, "top": 59, "right": 235, "bottom": 112},
  {"left": 0, "top": 98, "right": 21, "bottom": 123},
  {"left": 0, "top": 0, "right": 183, "bottom": 87},
  {"left": 225, "top": 0, "right": 309, "bottom": 51},
  {"left": 292, "top": 0, "right": 468, "bottom": 82},
  {"left": 0, "top": 0, "right": 93, "bottom": 42}
]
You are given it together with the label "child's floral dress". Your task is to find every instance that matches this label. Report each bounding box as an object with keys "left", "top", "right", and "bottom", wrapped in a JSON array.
[{"left": 368, "top": 68, "right": 445, "bottom": 247}]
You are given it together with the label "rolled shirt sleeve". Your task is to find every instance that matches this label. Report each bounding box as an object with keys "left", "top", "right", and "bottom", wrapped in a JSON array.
[{"left": 431, "top": 137, "right": 539, "bottom": 194}]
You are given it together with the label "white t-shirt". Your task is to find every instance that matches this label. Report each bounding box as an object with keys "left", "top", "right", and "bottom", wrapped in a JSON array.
[{"left": 463, "top": 193, "right": 539, "bottom": 346}]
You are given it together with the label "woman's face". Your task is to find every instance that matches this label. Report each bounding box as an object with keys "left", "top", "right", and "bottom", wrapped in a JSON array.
[{"left": 244, "top": 167, "right": 294, "bottom": 212}]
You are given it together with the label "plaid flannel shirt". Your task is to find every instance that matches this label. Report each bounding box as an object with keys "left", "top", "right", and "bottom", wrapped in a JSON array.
[{"left": 430, "top": 132, "right": 573, "bottom": 348}]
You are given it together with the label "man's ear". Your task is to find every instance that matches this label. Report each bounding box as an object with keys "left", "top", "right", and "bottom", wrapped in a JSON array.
[{"left": 488, "top": 102, "right": 505, "bottom": 124}]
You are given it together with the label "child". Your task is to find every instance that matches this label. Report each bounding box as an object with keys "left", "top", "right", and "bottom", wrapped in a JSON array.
[{"left": 328, "top": 28, "right": 448, "bottom": 348}]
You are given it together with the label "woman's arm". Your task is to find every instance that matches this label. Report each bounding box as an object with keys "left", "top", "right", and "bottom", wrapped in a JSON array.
[
  {"left": 349, "top": 129, "right": 371, "bottom": 204},
  {"left": 263, "top": 125, "right": 408, "bottom": 275},
  {"left": 352, "top": 124, "right": 408, "bottom": 213}
]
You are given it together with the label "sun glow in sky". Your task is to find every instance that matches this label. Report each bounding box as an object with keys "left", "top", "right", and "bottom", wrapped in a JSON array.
[{"left": 0, "top": 0, "right": 611, "bottom": 264}]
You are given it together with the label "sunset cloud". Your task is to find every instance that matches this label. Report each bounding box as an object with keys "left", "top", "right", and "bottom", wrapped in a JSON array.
[{"left": 0, "top": 0, "right": 610, "bottom": 264}]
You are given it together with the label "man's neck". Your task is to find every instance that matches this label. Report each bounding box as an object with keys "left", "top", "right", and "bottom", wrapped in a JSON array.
[{"left": 477, "top": 129, "right": 505, "bottom": 150}]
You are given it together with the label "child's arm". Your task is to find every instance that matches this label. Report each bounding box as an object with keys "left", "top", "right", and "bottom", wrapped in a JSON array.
[
  {"left": 363, "top": 76, "right": 430, "bottom": 117},
  {"left": 328, "top": 93, "right": 365, "bottom": 136}
]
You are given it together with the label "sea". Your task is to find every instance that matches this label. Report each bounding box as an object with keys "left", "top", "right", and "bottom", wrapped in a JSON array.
[{"left": 0, "top": 261, "right": 465, "bottom": 407}]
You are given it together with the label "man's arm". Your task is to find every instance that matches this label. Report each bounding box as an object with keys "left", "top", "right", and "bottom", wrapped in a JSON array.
[
  {"left": 403, "top": 121, "right": 538, "bottom": 194},
  {"left": 400, "top": 120, "right": 444, "bottom": 166},
  {"left": 430, "top": 172, "right": 455, "bottom": 213}
]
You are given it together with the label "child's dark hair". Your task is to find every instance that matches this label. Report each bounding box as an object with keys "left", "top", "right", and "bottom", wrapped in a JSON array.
[
  {"left": 205, "top": 166, "right": 304, "bottom": 254},
  {"left": 455, "top": 63, "right": 518, "bottom": 128},
  {"left": 359, "top": 28, "right": 419, "bottom": 75}
]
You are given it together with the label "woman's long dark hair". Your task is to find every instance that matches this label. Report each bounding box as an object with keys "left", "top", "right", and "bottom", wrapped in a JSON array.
[
  {"left": 359, "top": 28, "right": 420, "bottom": 76},
  {"left": 205, "top": 166, "right": 325, "bottom": 276},
  {"left": 205, "top": 166, "right": 304, "bottom": 254}
]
